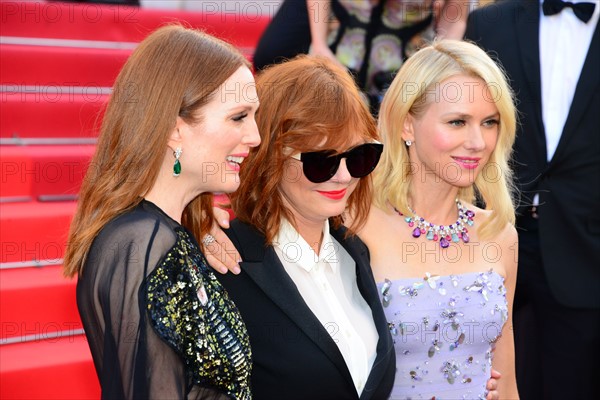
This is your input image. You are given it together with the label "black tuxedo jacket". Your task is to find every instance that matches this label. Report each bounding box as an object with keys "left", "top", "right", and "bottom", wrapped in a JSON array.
[
  {"left": 465, "top": 0, "right": 600, "bottom": 308},
  {"left": 216, "top": 219, "right": 395, "bottom": 400}
]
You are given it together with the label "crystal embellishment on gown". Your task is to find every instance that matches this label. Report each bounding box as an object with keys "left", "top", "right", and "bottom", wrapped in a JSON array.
[{"left": 378, "top": 270, "right": 508, "bottom": 399}]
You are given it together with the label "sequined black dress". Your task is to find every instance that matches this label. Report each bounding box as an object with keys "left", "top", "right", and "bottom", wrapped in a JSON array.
[{"left": 77, "top": 200, "right": 252, "bottom": 399}]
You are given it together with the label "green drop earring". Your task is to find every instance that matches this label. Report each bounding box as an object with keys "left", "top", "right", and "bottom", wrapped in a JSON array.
[{"left": 173, "top": 147, "right": 182, "bottom": 177}]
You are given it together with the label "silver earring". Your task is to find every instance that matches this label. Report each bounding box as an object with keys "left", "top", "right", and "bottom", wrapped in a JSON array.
[
  {"left": 405, "top": 140, "right": 413, "bottom": 147},
  {"left": 173, "top": 147, "right": 182, "bottom": 177}
]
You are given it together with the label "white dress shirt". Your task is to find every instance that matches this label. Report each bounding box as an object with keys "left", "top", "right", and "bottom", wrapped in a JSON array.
[
  {"left": 273, "top": 219, "right": 379, "bottom": 396},
  {"left": 539, "top": 0, "right": 599, "bottom": 161}
]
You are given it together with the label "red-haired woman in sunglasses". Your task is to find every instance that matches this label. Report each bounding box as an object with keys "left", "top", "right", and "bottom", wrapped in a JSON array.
[{"left": 212, "top": 55, "right": 396, "bottom": 400}]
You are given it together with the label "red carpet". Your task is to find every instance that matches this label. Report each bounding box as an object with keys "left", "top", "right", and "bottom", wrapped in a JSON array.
[{"left": 0, "top": 1, "right": 267, "bottom": 398}]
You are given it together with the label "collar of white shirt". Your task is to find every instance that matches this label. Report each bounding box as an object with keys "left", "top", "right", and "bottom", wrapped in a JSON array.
[{"left": 273, "top": 218, "right": 339, "bottom": 274}]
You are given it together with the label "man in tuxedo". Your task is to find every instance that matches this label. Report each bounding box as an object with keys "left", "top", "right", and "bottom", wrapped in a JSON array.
[{"left": 465, "top": 0, "right": 599, "bottom": 398}]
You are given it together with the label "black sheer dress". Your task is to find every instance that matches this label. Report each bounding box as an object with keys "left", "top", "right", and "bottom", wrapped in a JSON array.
[{"left": 76, "top": 200, "right": 252, "bottom": 399}]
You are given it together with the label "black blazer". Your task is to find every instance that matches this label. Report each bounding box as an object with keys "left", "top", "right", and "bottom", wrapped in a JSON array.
[
  {"left": 465, "top": 0, "right": 600, "bottom": 308},
  {"left": 216, "top": 219, "right": 395, "bottom": 400}
]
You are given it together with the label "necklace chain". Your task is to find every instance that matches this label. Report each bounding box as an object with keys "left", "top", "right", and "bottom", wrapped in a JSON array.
[{"left": 395, "top": 199, "right": 475, "bottom": 249}]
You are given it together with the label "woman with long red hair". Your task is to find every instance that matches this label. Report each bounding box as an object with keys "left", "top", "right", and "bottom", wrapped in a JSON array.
[
  {"left": 64, "top": 25, "right": 260, "bottom": 399},
  {"left": 216, "top": 55, "right": 396, "bottom": 399}
]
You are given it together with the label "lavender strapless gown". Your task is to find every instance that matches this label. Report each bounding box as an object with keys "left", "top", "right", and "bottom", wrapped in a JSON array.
[{"left": 377, "top": 270, "right": 508, "bottom": 400}]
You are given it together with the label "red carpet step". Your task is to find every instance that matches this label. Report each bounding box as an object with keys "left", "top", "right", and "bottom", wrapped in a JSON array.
[
  {"left": 0, "top": 334, "right": 99, "bottom": 399},
  {"left": 0, "top": 201, "right": 75, "bottom": 263},
  {"left": 0, "top": 264, "right": 80, "bottom": 341},
  {"left": 0, "top": 44, "right": 130, "bottom": 87},
  {"left": 1, "top": 92, "right": 106, "bottom": 139},
  {"left": 1, "top": 0, "right": 269, "bottom": 57},
  {"left": 1, "top": 145, "right": 96, "bottom": 201}
]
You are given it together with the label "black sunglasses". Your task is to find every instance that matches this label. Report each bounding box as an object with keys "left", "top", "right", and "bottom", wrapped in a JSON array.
[{"left": 291, "top": 142, "right": 384, "bottom": 183}]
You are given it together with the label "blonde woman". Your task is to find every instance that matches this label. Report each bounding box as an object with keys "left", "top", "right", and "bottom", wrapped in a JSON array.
[{"left": 361, "top": 40, "right": 519, "bottom": 399}]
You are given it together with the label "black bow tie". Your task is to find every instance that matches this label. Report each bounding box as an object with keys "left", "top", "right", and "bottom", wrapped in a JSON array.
[{"left": 543, "top": 0, "right": 596, "bottom": 23}]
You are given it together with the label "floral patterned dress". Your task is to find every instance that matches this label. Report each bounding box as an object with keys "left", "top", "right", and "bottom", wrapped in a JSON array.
[{"left": 330, "top": 0, "right": 435, "bottom": 106}]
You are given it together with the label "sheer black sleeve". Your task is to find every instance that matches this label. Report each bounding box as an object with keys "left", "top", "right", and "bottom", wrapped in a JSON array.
[{"left": 76, "top": 203, "right": 249, "bottom": 399}]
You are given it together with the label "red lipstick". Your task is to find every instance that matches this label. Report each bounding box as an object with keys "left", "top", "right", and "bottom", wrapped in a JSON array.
[{"left": 317, "top": 189, "right": 347, "bottom": 200}]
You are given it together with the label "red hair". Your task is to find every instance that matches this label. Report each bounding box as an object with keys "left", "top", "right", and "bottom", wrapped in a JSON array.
[{"left": 64, "top": 25, "right": 250, "bottom": 277}]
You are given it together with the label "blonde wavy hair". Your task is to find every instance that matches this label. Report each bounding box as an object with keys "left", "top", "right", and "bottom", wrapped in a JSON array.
[{"left": 373, "top": 40, "right": 517, "bottom": 239}]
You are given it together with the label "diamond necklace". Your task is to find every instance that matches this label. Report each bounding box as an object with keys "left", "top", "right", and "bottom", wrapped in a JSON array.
[{"left": 395, "top": 199, "right": 475, "bottom": 249}]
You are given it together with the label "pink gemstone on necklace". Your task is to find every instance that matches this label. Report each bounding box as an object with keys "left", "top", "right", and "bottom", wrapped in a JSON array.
[
  {"left": 420, "top": 228, "right": 426, "bottom": 234},
  {"left": 433, "top": 234, "right": 439, "bottom": 241},
  {"left": 409, "top": 221, "right": 414, "bottom": 227}
]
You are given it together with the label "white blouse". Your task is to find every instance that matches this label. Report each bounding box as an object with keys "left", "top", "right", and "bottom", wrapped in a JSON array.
[
  {"left": 273, "top": 219, "right": 379, "bottom": 396},
  {"left": 539, "top": 0, "right": 599, "bottom": 161}
]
